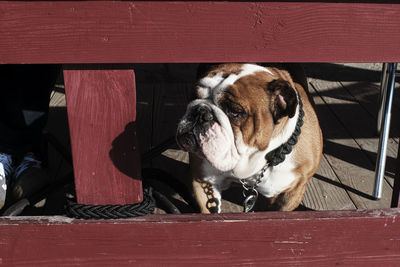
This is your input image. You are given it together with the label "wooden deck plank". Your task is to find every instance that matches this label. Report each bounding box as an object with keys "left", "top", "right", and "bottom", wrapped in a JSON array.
[
  {"left": 309, "top": 79, "right": 392, "bottom": 209},
  {"left": 339, "top": 81, "right": 397, "bottom": 136},
  {"left": 333, "top": 63, "right": 400, "bottom": 113},
  {"left": 309, "top": 78, "right": 396, "bottom": 189},
  {"left": 307, "top": 63, "right": 399, "bottom": 189},
  {"left": 340, "top": 81, "right": 399, "bottom": 181},
  {"left": 342, "top": 81, "right": 400, "bottom": 139},
  {"left": 331, "top": 62, "right": 400, "bottom": 141},
  {"left": 302, "top": 155, "right": 356, "bottom": 211}
]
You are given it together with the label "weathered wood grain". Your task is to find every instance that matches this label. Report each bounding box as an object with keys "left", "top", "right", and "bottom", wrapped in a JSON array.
[
  {"left": 310, "top": 79, "right": 392, "bottom": 209},
  {"left": 311, "top": 78, "right": 397, "bottom": 187},
  {"left": 303, "top": 155, "right": 356, "bottom": 210},
  {"left": 334, "top": 63, "right": 400, "bottom": 141},
  {"left": 63, "top": 66, "right": 142, "bottom": 205},
  {"left": 341, "top": 81, "right": 399, "bottom": 182},
  {"left": 340, "top": 81, "right": 400, "bottom": 148},
  {"left": 1, "top": 209, "right": 400, "bottom": 265},
  {"left": 1, "top": 2, "right": 400, "bottom": 63}
]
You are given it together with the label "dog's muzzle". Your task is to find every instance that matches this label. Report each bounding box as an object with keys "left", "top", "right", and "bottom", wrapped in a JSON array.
[{"left": 176, "top": 104, "right": 216, "bottom": 152}]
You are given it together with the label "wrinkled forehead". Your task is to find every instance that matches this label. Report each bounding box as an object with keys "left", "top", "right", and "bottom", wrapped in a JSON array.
[{"left": 196, "top": 64, "right": 274, "bottom": 102}]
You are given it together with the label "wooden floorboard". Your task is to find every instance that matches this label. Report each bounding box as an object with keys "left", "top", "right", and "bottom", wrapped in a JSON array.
[
  {"left": 340, "top": 81, "right": 399, "bottom": 181},
  {"left": 302, "top": 155, "right": 356, "bottom": 211},
  {"left": 306, "top": 63, "right": 399, "bottom": 189},
  {"left": 309, "top": 78, "right": 392, "bottom": 209},
  {"left": 341, "top": 81, "right": 400, "bottom": 140},
  {"left": 309, "top": 78, "right": 396, "bottom": 188}
]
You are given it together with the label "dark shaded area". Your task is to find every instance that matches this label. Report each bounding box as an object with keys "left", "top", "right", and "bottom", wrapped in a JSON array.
[
  {"left": 304, "top": 63, "right": 382, "bottom": 82},
  {"left": 109, "top": 121, "right": 142, "bottom": 181}
]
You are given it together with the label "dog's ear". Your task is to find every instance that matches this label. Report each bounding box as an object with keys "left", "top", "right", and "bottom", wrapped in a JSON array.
[{"left": 267, "top": 79, "right": 298, "bottom": 123}]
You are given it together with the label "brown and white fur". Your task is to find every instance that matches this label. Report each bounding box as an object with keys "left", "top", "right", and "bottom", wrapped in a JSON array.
[{"left": 176, "top": 63, "right": 322, "bottom": 213}]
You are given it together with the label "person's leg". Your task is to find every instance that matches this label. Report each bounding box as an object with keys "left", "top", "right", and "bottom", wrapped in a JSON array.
[{"left": 0, "top": 64, "right": 60, "bottom": 209}]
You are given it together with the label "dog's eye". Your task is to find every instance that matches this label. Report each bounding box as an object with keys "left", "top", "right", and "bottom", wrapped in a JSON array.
[
  {"left": 220, "top": 100, "right": 245, "bottom": 120},
  {"left": 226, "top": 107, "right": 245, "bottom": 120},
  {"left": 227, "top": 111, "right": 240, "bottom": 118}
]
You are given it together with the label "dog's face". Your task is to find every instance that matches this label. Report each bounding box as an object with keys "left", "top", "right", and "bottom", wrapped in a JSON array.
[{"left": 177, "top": 64, "right": 298, "bottom": 176}]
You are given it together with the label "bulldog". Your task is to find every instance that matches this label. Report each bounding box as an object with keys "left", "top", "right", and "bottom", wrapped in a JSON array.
[{"left": 176, "top": 63, "right": 322, "bottom": 213}]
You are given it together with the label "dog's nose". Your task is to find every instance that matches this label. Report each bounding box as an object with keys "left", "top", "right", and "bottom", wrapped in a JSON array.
[{"left": 196, "top": 105, "right": 214, "bottom": 123}]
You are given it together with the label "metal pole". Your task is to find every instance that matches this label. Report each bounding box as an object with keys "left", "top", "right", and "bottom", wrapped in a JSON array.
[
  {"left": 374, "top": 63, "right": 397, "bottom": 199},
  {"left": 377, "top": 63, "right": 389, "bottom": 134}
]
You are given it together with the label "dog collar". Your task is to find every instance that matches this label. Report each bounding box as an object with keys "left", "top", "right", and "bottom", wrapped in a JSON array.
[
  {"left": 265, "top": 91, "right": 304, "bottom": 167},
  {"left": 241, "top": 89, "right": 304, "bottom": 212}
]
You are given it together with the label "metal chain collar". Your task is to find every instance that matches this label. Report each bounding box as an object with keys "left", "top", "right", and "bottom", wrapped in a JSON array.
[{"left": 240, "top": 164, "right": 269, "bottom": 212}]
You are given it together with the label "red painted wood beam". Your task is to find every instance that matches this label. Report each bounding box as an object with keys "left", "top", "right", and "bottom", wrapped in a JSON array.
[
  {"left": 1, "top": 209, "right": 400, "bottom": 265},
  {"left": 63, "top": 65, "right": 142, "bottom": 205},
  {"left": 0, "top": 1, "right": 400, "bottom": 63}
]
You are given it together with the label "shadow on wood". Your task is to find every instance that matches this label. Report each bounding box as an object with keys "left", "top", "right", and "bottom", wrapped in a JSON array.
[{"left": 109, "top": 121, "right": 142, "bottom": 183}]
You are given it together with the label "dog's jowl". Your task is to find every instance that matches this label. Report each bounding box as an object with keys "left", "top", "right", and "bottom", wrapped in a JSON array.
[{"left": 177, "top": 63, "right": 322, "bottom": 213}]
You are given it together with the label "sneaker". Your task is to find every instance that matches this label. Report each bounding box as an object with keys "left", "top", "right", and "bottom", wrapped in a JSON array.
[
  {"left": 0, "top": 153, "right": 13, "bottom": 209},
  {"left": 9, "top": 152, "right": 50, "bottom": 204}
]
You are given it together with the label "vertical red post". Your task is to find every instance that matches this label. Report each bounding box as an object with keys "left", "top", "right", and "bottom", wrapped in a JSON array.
[{"left": 63, "top": 65, "right": 142, "bottom": 205}]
